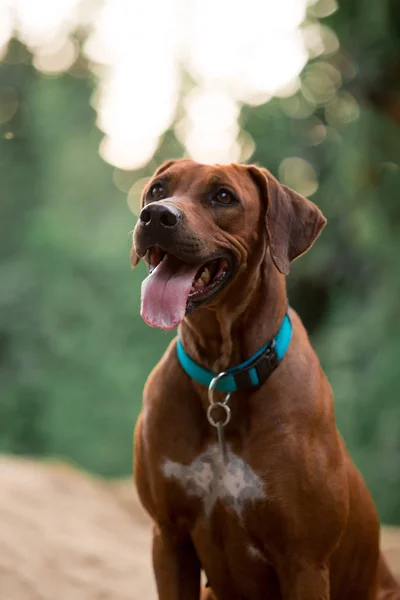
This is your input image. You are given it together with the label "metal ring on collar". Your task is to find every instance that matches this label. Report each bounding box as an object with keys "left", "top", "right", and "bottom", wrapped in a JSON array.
[
  {"left": 208, "top": 372, "right": 231, "bottom": 406},
  {"left": 207, "top": 402, "right": 231, "bottom": 428}
]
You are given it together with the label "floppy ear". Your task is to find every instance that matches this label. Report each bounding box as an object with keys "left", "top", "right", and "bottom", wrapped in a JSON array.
[
  {"left": 247, "top": 166, "right": 327, "bottom": 275},
  {"left": 130, "top": 160, "right": 180, "bottom": 268}
]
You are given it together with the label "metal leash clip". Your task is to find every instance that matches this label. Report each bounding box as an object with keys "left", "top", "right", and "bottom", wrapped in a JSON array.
[{"left": 207, "top": 372, "right": 231, "bottom": 464}]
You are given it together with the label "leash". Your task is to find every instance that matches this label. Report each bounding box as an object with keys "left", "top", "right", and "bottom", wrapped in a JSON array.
[{"left": 177, "top": 313, "right": 293, "bottom": 462}]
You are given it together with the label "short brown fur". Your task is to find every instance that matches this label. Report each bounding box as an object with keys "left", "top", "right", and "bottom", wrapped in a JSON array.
[{"left": 132, "top": 159, "right": 400, "bottom": 600}]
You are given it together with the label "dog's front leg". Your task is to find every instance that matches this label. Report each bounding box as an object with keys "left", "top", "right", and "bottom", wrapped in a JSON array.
[
  {"left": 152, "top": 524, "right": 201, "bottom": 600},
  {"left": 278, "top": 562, "right": 330, "bottom": 600}
]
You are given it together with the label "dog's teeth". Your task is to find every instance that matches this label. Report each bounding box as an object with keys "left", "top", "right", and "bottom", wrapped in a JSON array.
[
  {"left": 200, "top": 267, "right": 210, "bottom": 283},
  {"left": 191, "top": 267, "right": 212, "bottom": 293},
  {"left": 194, "top": 279, "right": 205, "bottom": 290}
]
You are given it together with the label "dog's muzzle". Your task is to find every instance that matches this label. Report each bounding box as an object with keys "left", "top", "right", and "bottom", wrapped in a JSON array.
[
  {"left": 134, "top": 203, "right": 188, "bottom": 260},
  {"left": 133, "top": 201, "right": 237, "bottom": 332},
  {"left": 139, "top": 203, "right": 181, "bottom": 230}
]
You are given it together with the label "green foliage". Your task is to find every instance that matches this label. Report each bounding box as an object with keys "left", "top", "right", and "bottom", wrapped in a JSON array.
[{"left": 0, "top": 60, "right": 174, "bottom": 475}]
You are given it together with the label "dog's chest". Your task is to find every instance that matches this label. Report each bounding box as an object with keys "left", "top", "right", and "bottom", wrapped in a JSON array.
[{"left": 162, "top": 444, "right": 265, "bottom": 517}]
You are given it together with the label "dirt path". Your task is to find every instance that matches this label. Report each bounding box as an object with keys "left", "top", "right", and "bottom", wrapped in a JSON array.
[{"left": 0, "top": 457, "right": 398, "bottom": 599}]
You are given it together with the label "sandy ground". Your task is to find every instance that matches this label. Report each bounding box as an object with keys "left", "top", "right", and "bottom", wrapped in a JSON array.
[{"left": 0, "top": 456, "right": 399, "bottom": 600}]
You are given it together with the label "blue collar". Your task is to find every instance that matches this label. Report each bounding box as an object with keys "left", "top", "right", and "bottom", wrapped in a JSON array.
[{"left": 176, "top": 313, "right": 292, "bottom": 393}]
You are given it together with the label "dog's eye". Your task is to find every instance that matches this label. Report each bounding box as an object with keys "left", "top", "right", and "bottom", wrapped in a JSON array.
[
  {"left": 213, "top": 189, "right": 234, "bottom": 205},
  {"left": 149, "top": 183, "right": 165, "bottom": 200}
]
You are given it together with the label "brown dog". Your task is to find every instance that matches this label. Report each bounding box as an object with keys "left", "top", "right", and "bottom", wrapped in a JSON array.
[{"left": 131, "top": 159, "right": 400, "bottom": 600}]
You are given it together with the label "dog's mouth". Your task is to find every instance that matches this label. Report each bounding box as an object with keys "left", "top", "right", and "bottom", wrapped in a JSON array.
[
  {"left": 148, "top": 248, "right": 231, "bottom": 300},
  {"left": 140, "top": 247, "right": 234, "bottom": 331}
]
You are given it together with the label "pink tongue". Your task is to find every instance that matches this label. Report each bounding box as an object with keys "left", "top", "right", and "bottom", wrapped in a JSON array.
[{"left": 141, "top": 254, "right": 201, "bottom": 331}]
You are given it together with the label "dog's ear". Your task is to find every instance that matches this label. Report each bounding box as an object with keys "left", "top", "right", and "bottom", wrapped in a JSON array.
[
  {"left": 247, "top": 165, "right": 326, "bottom": 275},
  {"left": 153, "top": 159, "right": 178, "bottom": 176}
]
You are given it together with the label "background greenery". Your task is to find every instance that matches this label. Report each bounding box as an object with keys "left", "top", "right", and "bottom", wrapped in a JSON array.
[{"left": 1, "top": 0, "right": 400, "bottom": 524}]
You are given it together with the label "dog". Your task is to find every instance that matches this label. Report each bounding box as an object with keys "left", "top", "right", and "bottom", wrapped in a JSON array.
[{"left": 131, "top": 159, "right": 400, "bottom": 599}]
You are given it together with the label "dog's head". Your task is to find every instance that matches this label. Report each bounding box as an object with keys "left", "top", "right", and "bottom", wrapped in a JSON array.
[{"left": 131, "top": 159, "right": 326, "bottom": 331}]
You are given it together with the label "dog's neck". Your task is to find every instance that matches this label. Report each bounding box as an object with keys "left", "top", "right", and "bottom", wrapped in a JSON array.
[{"left": 179, "top": 252, "right": 287, "bottom": 374}]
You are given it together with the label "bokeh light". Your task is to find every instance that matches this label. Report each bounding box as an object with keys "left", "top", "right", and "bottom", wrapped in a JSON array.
[
  {"left": 13, "top": 0, "right": 81, "bottom": 48},
  {"left": 33, "top": 36, "right": 79, "bottom": 74},
  {"left": 0, "top": 0, "right": 339, "bottom": 169},
  {"left": 0, "top": 2, "right": 13, "bottom": 59},
  {"left": 325, "top": 90, "right": 360, "bottom": 126},
  {"left": 279, "top": 156, "right": 318, "bottom": 197},
  {"left": 176, "top": 89, "right": 241, "bottom": 164},
  {"left": 84, "top": 0, "right": 311, "bottom": 168}
]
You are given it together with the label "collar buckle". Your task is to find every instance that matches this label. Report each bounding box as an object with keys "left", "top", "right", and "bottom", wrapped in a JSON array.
[
  {"left": 254, "top": 339, "right": 279, "bottom": 384},
  {"left": 232, "top": 340, "right": 279, "bottom": 390}
]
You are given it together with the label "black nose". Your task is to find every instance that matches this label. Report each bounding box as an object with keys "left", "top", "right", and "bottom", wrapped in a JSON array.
[{"left": 139, "top": 203, "right": 181, "bottom": 228}]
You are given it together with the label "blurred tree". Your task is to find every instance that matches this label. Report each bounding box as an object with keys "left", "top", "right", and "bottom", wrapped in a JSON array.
[
  {"left": 0, "top": 42, "right": 174, "bottom": 474},
  {"left": 0, "top": 41, "right": 47, "bottom": 455}
]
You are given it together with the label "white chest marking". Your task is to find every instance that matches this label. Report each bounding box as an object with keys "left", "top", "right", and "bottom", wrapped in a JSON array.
[
  {"left": 162, "top": 444, "right": 265, "bottom": 517},
  {"left": 247, "top": 544, "right": 268, "bottom": 562}
]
